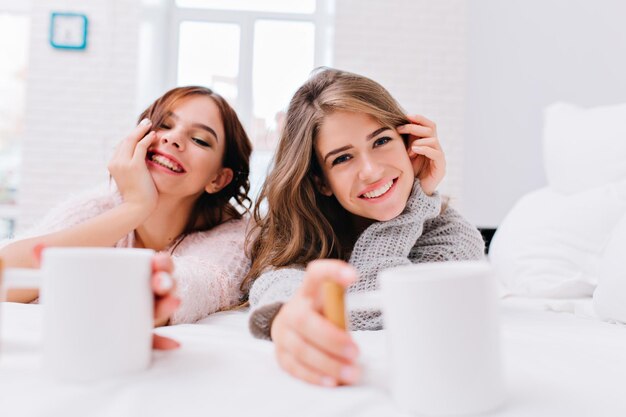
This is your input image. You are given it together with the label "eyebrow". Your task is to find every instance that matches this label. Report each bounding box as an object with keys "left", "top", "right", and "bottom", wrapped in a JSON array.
[
  {"left": 322, "top": 127, "right": 392, "bottom": 163},
  {"left": 166, "top": 112, "right": 219, "bottom": 143}
]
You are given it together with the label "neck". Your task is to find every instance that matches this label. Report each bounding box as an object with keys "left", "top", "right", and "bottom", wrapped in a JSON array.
[
  {"left": 134, "top": 193, "right": 199, "bottom": 251},
  {"left": 350, "top": 214, "right": 375, "bottom": 238}
]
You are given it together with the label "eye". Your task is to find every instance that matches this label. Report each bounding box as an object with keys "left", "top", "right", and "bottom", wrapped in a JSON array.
[
  {"left": 332, "top": 154, "right": 352, "bottom": 166},
  {"left": 373, "top": 136, "right": 392, "bottom": 147},
  {"left": 192, "top": 137, "right": 211, "bottom": 147},
  {"left": 159, "top": 123, "right": 171, "bottom": 130}
]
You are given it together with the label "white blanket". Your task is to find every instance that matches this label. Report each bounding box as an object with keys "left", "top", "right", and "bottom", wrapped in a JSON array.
[{"left": 1, "top": 299, "right": 625, "bottom": 417}]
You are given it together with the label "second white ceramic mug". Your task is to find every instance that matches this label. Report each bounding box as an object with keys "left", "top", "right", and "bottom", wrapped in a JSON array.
[{"left": 348, "top": 260, "right": 505, "bottom": 416}]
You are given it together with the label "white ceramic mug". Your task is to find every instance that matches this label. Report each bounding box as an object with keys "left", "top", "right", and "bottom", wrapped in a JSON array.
[
  {"left": 1, "top": 247, "right": 155, "bottom": 382},
  {"left": 347, "top": 260, "right": 505, "bottom": 416}
]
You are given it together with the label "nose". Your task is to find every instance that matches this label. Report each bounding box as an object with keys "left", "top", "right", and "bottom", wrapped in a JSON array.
[
  {"left": 357, "top": 154, "right": 383, "bottom": 182},
  {"left": 159, "top": 130, "right": 183, "bottom": 150}
]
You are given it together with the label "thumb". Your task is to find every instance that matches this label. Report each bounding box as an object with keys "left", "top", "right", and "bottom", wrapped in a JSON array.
[
  {"left": 299, "top": 259, "right": 356, "bottom": 299},
  {"left": 32, "top": 244, "right": 45, "bottom": 268}
]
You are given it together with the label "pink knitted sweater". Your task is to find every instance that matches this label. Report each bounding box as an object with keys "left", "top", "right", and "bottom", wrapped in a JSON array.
[{"left": 11, "top": 184, "right": 250, "bottom": 325}]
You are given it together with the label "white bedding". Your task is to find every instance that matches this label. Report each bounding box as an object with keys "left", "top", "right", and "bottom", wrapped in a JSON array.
[{"left": 1, "top": 299, "right": 625, "bottom": 417}]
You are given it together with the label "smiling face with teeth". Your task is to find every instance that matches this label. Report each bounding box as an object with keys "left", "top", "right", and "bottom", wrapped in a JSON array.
[
  {"left": 145, "top": 95, "right": 234, "bottom": 200},
  {"left": 315, "top": 111, "right": 414, "bottom": 222}
]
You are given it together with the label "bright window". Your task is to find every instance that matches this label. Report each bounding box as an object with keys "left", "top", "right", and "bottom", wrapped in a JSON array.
[
  {"left": 171, "top": 0, "right": 332, "bottom": 197},
  {"left": 177, "top": 21, "right": 240, "bottom": 103},
  {"left": 252, "top": 20, "right": 315, "bottom": 149}
]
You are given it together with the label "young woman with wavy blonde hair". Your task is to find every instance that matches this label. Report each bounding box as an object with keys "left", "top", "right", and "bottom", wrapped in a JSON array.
[{"left": 245, "top": 68, "right": 485, "bottom": 387}]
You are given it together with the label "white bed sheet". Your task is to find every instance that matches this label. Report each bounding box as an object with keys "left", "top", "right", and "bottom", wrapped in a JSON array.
[{"left": 1, "top": 298, "right": 625, "bottom": 417}]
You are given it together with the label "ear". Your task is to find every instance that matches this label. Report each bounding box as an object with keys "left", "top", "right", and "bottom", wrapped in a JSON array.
[
  {"left": 205, "top": 167, "right": 234, "bottom": 194},
  {"left": 313, "top": 175, "right": 333, "bottom": 197}
]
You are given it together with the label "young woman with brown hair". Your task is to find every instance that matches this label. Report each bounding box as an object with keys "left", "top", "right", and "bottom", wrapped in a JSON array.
[
  {"left": 245, "top": 68, "right": 484, "bottom": 386},
  {"left": 1, "top": 86, "right": 253, "bottom": 347}
]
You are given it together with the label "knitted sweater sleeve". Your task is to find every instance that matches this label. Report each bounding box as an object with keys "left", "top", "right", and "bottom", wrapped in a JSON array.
[
  {"left": 247, "top": 267, "right": 305, "bottom": 340},
  {"left": 347, "top": 181, "right": 442, "bottom": 330},
  {"left": 168, "top": 218, "right": 251, "bottom": 325}
]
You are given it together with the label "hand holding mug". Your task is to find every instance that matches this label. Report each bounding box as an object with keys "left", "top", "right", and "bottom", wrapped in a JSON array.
[
  {"left": 150, "top": 253, "right": 181, "bottom": 350},
  {"left": 397, "top": 114, "right": 446, "bottom": 196},
  {"left": 270, "top": 260, "right": 361, "bottom": 387},
  {"left": 31, "top": 246, "right": 181, "bottom": 350}
]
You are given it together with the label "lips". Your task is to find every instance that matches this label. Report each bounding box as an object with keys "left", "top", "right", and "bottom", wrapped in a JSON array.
[
  {"left": 146, "top": 150, "right": 185, "bottom": 173},
  {"left": 359, "top": 178, "right": 397, "bottom": 199}
]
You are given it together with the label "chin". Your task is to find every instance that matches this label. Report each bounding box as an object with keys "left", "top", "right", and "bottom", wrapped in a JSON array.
[
  {"left": 365, "top": 202, "right": 405, "bottom": 222},
  {"left": 376, "top": 208, "right": 404, "bottom": 221}
]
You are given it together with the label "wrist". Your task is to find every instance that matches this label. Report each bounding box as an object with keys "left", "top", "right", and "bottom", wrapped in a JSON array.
[
  {"left": 250, "top": 301, "right": 284, "bottom": 341},
  {"left": 119, "top": 201, "right": 154, "bottom": 226}
]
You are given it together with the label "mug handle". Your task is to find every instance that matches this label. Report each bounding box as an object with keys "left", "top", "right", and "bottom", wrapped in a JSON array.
[
  {"left": 345, "top": 290, "right": 383, "bottom": 311},
  {"left": 1, "top": 268, "right": 42, "bottom": 289}
]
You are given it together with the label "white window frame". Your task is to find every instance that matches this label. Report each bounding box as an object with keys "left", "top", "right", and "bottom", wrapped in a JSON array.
[{"left": 166, "top": 0, "right": 334, "bottom": 132}]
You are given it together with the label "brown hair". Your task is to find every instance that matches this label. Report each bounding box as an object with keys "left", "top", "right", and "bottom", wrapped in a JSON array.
[
  {"left": 244, "top": 68, "right": 412, "bottom": 289},
  {"left": 138, "top": 86, "right": 252, "bottom": 248}
]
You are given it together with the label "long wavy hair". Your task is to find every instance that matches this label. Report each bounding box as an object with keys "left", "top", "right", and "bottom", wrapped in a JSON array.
[
  {"left": 138, "top": 86, "right": 252, "bottom": 249},
  {"left": 244, "top": 68, "right": 412, "bottom": 289}
]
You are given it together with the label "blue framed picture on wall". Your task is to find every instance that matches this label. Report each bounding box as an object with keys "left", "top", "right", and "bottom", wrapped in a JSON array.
[{"left": 49, "top": 12, "right": 88, "bottom": 50}]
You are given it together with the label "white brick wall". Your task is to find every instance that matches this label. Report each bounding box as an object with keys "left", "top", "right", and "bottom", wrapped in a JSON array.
[
  {"left": 17, "top": 0, "right": 140, "bottom": 232},
  {"left": 333, "top": 0, "right": 467, "bottom": 208}
]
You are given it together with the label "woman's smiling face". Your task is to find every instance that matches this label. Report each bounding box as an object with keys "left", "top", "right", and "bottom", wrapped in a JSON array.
[
  {"left": 146, "top": 95, "right": 232, "bottom": 199},
  {"left": 315, "top": 111, "right": 414, "bottom": 222}
]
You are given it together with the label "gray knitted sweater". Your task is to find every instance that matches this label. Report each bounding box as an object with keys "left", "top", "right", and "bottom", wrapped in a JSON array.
[{"left": 248, "top": 182, "right": 485, "bottom": 339}]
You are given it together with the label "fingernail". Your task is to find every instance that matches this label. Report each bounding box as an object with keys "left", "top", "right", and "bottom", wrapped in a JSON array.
[
  {"left": 344, "top": 345, "right": 359, "bottom": 360},
  {"left": 412, "top": 145, "right": 422, "bottom": 152},
  {"left": 340, "top": 268, "right": 355, "bottom": 280},
  {"left": 140, "top": 118, "right": 152, "bottom": 126},
  {"left": 157, "top": 272, "right": 174, "bottom": 291},
  {"left": 320, "top": 377, "right": 337, "bottom": 387},
  {"left": 340, "top": 366, "right": 356, "bottom": 383}
]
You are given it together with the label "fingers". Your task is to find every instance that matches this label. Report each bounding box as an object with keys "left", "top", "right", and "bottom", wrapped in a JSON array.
[
  {"left": 283, "top": 326, "right": 359, "bottom": 385},
  {"left": 133, "top": 131, "right": 156, "bottom": 162},
  {"left": 397, "top": 123, "right": 433, "bottom": 138},
  {"left": 117, "top": 118, "right": 153, "bottom": 159},
  {"left": 152, "top": 253, "right": 174, "bottom": 274},
  {"left": 154, "top": 294, "right": 180, "bottom": 322},
  {"left": 152, "top": 271, "right": 175, "bottom": 296},
  {"left": 276, "top": 349, "right": 337, "bottom": 387},
  {"left": 273, "top": 303, "right": 360, "bottom": 386},
  {"left": 406, "top": 113, "right": 436, "bottom": 129},
  {"left": 151, "top": 254, "right": 175, "bottom": 296},
  {"left": 151, "top": 254, "right": 179, "bottom": 322},
  {"left": 272, "top": 260, "right": 361, "bottom": 387},
  {"left": 299, "top": 260, "right": 356, "bottom": 298},
  {"left": 32, "top": 243, "right": 46, "bottom": 267},
  {"left": 152, "top": 334, "right": 180, "bottom": 350},
  {"left": 411, "top": 144, "right": 445, "bottom": 163},
  {"left": 410, "top": 137, "right": 440, "bottom": 150},
  {"left": 407, "top": 137, "right": 441, "bottom": 158},
  {"left": 286, "top": 300, "right": 357, "bottom": 360}
]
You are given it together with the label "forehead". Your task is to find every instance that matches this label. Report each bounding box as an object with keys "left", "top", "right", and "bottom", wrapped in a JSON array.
[
  {"left": 316, "top": 111, "right": 384, "bottom": 150},
  {"left": 168, "top": 95, "right": 225, "bottom": 139}
]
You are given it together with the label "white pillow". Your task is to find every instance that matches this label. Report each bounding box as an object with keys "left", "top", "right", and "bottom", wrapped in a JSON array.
[
  {"left": 489, "top": 182, "right": 626, "bottom": 298},
  {"left": 593, "top": 213, "right": 626, "bottom": 322},
  {"left": 543, "top": 102, "right": 626, "bottom": 195}
]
